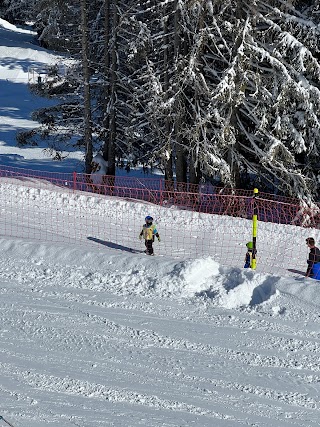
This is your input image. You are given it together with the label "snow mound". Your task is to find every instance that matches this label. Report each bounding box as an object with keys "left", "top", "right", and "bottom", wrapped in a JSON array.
[
  {"left": 158, "top": 257, "right": 279, "bottom": 309},
  {"left": 0, "top": 237, "right": 282, "bottom": 310}
]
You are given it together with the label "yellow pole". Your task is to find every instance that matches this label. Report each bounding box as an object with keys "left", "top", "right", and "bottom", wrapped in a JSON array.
[{"left": 251, "top": 188, "right": 258, "bottom": 269}]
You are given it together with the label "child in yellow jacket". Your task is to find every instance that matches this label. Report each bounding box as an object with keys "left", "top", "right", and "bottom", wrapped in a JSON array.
[{"left": 139, "top": 216, "right": 160, "bottom": 255}]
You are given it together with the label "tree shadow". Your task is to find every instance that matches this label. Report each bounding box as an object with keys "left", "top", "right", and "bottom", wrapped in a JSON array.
[{"left": 87, "top": 236, "right": 139, "bottom": 253}]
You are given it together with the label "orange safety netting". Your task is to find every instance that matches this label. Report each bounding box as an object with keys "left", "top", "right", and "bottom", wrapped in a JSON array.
[{"left": 0, "top": 165, "right": 319, "bottom": 278}]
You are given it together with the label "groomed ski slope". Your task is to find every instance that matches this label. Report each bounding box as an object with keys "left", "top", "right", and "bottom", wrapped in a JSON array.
[{"left": 0, "top": 180, "right": 320, "bottom": 427}]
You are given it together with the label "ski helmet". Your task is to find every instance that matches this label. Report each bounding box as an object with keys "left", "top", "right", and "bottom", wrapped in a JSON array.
[
  {"left": 246, "top": 241, "right": 253, "bottom": 249},
  {"left": 145, "top": 215, "right": 153, "bottom": 223}
]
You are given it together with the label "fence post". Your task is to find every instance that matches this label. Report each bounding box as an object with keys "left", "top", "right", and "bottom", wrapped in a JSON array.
[
  {"left": 159, "top": 178, "right": 163, "bottom": 206},
  {"left": 73, "top": 171, "right": 77, "bottom": 191}
]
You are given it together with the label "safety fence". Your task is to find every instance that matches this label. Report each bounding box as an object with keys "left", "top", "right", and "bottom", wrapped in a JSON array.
[
  {"left": 0, "top": 164, "right": 319, "bottom": 277},
  {"left": 0, "top": 164, "right": 319, "bottom": 227}
]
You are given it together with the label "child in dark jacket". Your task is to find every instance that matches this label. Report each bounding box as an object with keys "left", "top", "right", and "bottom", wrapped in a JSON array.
[
  {"left": 139, "top": 216, "right": 160, "bottom": 255},
  {"left": 306, "top": 237, "right": 320, "bottom": 279}
]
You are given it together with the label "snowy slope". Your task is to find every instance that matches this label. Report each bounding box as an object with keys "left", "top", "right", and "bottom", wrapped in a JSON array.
[
  {"left": 0, "top": 18, "right": 320, "bottom": 427},
  {"left": 1, "top": 222, "right": 320, "bottom": 427},
  {"left": 0, "top": 18, "right": 83, "bottom": 172}
]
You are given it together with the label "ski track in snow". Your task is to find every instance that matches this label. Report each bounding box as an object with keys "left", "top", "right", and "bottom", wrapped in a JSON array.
[{"left": 1, "top": 243, "right": 320, "bottom": 427}]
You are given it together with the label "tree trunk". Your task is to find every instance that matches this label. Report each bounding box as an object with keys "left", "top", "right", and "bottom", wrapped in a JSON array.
[
  {"left": 102, "top": 0, "right": 111, "bottom": 164},
  {"left": 189, "top": 158, "right": 201, "bottom": 186},
  {"left": 174, "top": 0, "right": 187, "bottom": 187},
  {"left": 189, "top": 4, "right": 204, "bottom": 187},
  {"left": 227, "top": 1, "right": 246, "bottom": 188},
  {"left": 80, "top": 0, "right": 93, "bottom": 174},
  {"left": 107, "top": 0, "right": 117, "bottom": 177},
  {"left": 163, "top": 5, "right": 174, "bottom": 188}
]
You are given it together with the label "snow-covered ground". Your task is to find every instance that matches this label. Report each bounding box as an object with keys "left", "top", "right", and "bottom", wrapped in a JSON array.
[
  {"left": 1, "top": 18, "right": 320, "bottom": 427},
  {"left": 0, "top": 18, "right": 83, "bottom": 172}
]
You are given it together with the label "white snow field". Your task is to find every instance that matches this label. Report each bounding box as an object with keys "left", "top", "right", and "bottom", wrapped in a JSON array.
[{"left": 0, "top": 18, "right": 82, "bottom": 172}]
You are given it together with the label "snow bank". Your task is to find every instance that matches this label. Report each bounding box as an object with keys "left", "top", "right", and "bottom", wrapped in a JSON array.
[
  {"left": 1, "top": 237, "right": 280, "bottom": 310},
  {"left": 0, "top": 18, "right": 35, "bottom": 34},
  {"left": 158, "top": 257, "right": 279, "bottom": 308}
]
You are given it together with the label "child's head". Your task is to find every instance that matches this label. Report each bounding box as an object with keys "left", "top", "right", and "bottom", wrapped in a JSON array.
[
  {"left": 145, "top": 215, "right": 153, "bottom": 226},
  {"left": 246, "top": 241, "right": 253, "bottom": 250},
  {"left": 306, "top": 237, "right": 315, "bottom": 247}
]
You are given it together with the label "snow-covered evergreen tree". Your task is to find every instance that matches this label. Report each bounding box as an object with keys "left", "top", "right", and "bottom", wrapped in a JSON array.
[
  {"left": 4, "top": 0, "right": 320, "bottom": 201},
  {"left": 128, "top": 0, "right": 320, "bottom": 200},
  {"left": 204, "top": 0, "right": 320, "bottom": 200},
  {"left": 2, "top": 0, "right": 36, "bottom": 24}
]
